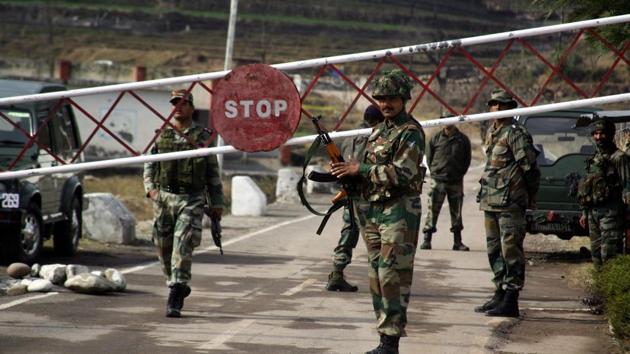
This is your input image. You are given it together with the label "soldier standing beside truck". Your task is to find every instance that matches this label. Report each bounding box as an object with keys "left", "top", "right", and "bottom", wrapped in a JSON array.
[
  {"left": 578, "top": 119, "right": 630, "bottom": 267},
  {"left": 475, "top": 89, "right": 540, "bottom": 318},
  {"left": 143, "top": 89, "right": 224, "bottom": 318}
]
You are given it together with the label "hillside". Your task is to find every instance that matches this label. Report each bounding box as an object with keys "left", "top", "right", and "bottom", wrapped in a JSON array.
[{"left": 0, "top": 0, "right": 542, "bottom": 77}]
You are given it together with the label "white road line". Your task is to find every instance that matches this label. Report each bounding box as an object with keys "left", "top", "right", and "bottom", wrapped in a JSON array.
[
  {"left": 0, "top": 292, "right": 59, "bottom": 311},
  {"left": 121, "top": 214, "right": 317, "bottom": 275},
  {"left": 281, "top": 278, "right": 317, "bottom": 296},
  {"left": 197, "top": 319, "right": 256, "bottom": 350}
]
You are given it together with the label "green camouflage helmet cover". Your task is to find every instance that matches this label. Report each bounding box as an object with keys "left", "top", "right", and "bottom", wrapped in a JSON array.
[
  {"left": 589, "top": 118, "right": 616, "bottom": 137},
  {"left": 372, "top": 69, "right": 414, "bottom": 100},
  {"left": 487, "top": 89, "right": 517, "bottom": 108}
]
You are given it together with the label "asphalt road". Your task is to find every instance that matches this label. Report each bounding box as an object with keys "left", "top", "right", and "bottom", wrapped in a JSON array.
[{"left": 0, "top": 165, "right": 614, "bottom": 354}]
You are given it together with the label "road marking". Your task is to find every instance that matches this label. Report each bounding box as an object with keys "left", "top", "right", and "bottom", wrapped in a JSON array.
[
  {"left": 121, "top": 214, "right": 317, "bottom": 275},
  {"left": 282, "top": 278, "right": 317, "bottom": 296},
  {"left": 197, "top": 319, "right": 256, "bottom": 350},
  {"left": 0, "top": 292, "right": 59, "bottom": 311}
]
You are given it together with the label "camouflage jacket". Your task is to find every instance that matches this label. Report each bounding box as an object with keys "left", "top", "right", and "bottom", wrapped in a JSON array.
[
  {"left": 358, "top": 111, "right": 425, "bottom": 202},
  {"left": 143, "top": 125, "right": 224, "bottom": 207},
  {"left": 578, "top": 143, "right": 630, "bottom": 210},
  {"left": 479, "top": 118, "right": 539, "bottom": 212},
  {"left": 426, "top": 127, "right": 471, "bottom": 182}
]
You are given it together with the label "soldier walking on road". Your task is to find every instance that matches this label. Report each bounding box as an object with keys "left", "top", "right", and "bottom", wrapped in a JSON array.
[
  {"left": 143, "top": 89, "right": 224, "bottom": 318},
  {"left": 475, "top": 89, "right": 540, "bottom": 318},
  {"left": 331, "top": 69, "right": 425, "bottom": 354},
  {"left": 578, "top": 119, "right": 630, "bottom": 267},
  {"left": 420, "top": 112, "right": 472, "bottom": 251},
  {"left": 326, "top": 105, "right": 384, "bottom": 292}
]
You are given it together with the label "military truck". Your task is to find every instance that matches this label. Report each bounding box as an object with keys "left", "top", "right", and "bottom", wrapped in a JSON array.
[
  {"left": 516, "top": 108, "right": 630, "bottom": 240},
  {"left": 0, "top": 79, "right": 85, "bottom": 264}
]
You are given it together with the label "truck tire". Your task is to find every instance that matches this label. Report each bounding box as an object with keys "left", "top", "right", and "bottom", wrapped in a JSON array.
[
  {"left": 4, "top": 203, "right": 44, "bottom": 265},
  {"left": 53, "top": 195, "right": 82, "bottom": 256}
]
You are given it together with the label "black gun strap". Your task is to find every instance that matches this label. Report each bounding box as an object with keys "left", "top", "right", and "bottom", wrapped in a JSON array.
[
  {"left": 315, "top": 198, "right": 346, "bottom": 235},
  {"left": 297, "top": 135, "right": 331, "bottom": 216}
]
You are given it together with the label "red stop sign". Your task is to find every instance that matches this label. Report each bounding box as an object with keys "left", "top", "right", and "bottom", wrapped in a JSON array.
[{"left": 211, "top": 64, "right": 301, "bottom": 152}]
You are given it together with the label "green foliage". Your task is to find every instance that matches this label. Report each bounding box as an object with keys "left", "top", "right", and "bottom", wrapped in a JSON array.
[
  {"left": 593, "top": 255, "right": 630, "bottom": 339},
  {"left": 533, "top": 0, "right": 630, "bottom": 48}
]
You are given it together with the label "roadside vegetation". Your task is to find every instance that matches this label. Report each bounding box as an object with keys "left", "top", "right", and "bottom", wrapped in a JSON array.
[{"left": 593, "top": 255, "right": 630, "bottom": 349}]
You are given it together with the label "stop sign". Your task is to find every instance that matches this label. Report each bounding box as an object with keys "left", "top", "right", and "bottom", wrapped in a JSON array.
[{"left": 211, "top": 64, "right": 301, "bottom": 152}]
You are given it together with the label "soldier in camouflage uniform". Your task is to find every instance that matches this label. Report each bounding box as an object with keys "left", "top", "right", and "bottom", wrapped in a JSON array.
[
  {"left": 421, "top": 112, "right": 471, "bottom": 251},
  {"left": 326, "top": 105, "right": 384, "bottom": 292},
  {"left": 331, "top": 69, "right": 425, "bottom": 354},
  {"left": 143, "top": 89, "right": 224, "bottom": 318},
  {"left": 475, "top": 89, "right": 540, "bottom": 318},
  {"left": 578, "top": 119, "right": 630, "bottom": 267}
]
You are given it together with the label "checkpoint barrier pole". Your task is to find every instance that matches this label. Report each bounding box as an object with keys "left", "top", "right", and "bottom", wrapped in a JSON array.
[{"left": 1, "top": 92, "right": 629, "bottom": 181}]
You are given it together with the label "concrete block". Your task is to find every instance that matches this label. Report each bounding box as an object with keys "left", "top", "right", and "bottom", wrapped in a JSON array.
[
  {"left": 83, "top": 193, "right": 136, "bottom": 244},
  {"left": 276, "top": 168, "right": 300, "bottom": 203},
  {"left": 231, "top": 176, "right": 267, "bottom": 216}
]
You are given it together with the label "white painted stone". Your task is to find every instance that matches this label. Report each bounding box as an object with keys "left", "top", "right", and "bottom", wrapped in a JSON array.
[
  {"left": 66, "top": 264, "right": 90, "bottom": 279},
  {"left": 276, "top": 168, "right": 300, "bottom": 203},
  {"left": 65, "top": 273, "right": 116, "bottom": 294},
  {"left": 20, "top": 278, "right": 33, "bottom": 287},
  {"left": 83, "top": 193, "right": 136, "bottom": 244},
  {"left": 7, "top": 262, "right": 30, "bottom": 279},
  {"left": 40, "top": 264, "right": 67, "bottom": 285},
  {"left": 30, "top": 263, "right": 40, "bottom": 277},
  {"left": 90, "top": 270, "right": 104, "bottom": 277},
  {"left": 7, "top": 283, "right": 28, "bottom": 296},
  {"left": 27, "top": 279, "right": 53, "bottom": 292},
  {"left": 104, "top": 268, "right": 126, "bottom": 292},
  {"left": 305, "top": 165, "right": 337, "bottom": 194},
  {"left": 231, "top": 176, "right": 267, "bottom": 216}
]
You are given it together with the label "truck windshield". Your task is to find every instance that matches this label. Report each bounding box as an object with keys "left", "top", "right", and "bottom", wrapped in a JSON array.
[
  {"left": 0, "top": 109, "right": 31, "bottom": 145},
  {"left": 524, "top": 116, "right": 592, "bottom": 166}
]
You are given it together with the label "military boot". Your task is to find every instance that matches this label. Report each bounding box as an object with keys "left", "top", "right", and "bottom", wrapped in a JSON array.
[
  {"left": 452, "top": 231, "right": 470, "bottom": 251},
  {"left": 420, "top": 232, "right": 432, "bottom": 250},
  {"left": 486, "top": 289, "right": 519, "bottom": 317},
  {"left": 364, "top": 335, "right": 399, "bottom": 354},
  {"left": 166, "top": 284, "right": 186, "bottom": 318},
  {"left": 326, "top": 271, "right": 358, "bottom": 292},
  {"left": 474, "top": 288, "right": 505, "bottom": 313}
]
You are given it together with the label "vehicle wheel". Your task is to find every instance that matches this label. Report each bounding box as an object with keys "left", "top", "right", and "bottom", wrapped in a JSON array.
[
  {"left": 53, "top": 195, "right": 82, "bottom": 256},
  {"left": 5, "top": 203, "right": 44, "bottom": 265}
]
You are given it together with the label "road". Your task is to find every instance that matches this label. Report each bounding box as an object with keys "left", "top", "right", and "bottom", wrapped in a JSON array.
[{"left": 0, "top": 165, "right": 616, "bottom": 354}]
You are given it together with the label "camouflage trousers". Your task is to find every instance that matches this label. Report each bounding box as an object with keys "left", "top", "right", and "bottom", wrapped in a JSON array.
[
  {"left": 332, "top": 200, "right": 369, "bottom": 272},
  {"left": 422, "top": 179, "right": 464, "bottom": 234},
  {"left": 484, "top": 211, "right": 526, "bottom": 291},
  {"left": 152, "top": 190, "right": 204, "bottom": 287},
  {"left": 586, "top": 207, "right": 624, "bottom": 268},
  {"left": 363, "top": 195, "right": 421, "bottom": 337}
]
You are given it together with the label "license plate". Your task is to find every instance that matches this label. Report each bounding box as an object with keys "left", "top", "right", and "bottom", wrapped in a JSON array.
[
  {"left": 0, "top": 193, "right": 19, "bottom": 209},
  {"left": 531, "top": 222, "right": 573, "bottom": 233}
]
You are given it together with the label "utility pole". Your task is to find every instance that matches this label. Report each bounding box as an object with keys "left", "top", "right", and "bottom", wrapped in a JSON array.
[{"left": 217, "top": 0, "right": 238, "bottom": 171}]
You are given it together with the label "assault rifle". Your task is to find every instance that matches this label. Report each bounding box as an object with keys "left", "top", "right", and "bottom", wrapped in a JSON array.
[
  {"left": 297, "top": 116, "right": 357, "bottom": 235},
  {"left": 204, "top": 192, "right": 223, "bottom": 255}
]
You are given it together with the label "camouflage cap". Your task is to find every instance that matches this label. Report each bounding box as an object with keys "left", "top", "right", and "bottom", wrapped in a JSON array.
[
  {"left": 169, "top": 89, "right": 194, "bottom": 104},
  {"left": 372, "top": 69, "right": 414, "bottom": 100},
  {"left": 487, "top": 89, "right": 517, "bottom": 107},
  {"left": 589, "top": 118, "right": 616, "bottom": 137}
]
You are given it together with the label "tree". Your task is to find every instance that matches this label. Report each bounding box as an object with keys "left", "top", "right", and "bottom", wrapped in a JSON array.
[{"left": 533, "top": 0, "right": 630, "bottom": 48}]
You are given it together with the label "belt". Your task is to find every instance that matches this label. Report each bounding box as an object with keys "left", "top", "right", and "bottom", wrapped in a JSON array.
[{"left": 160, "top": 185, "right": 202, "bottom": 194}]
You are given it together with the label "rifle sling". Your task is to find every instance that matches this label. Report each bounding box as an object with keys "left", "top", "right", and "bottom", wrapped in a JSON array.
[{"left": 297, "top": 135, "right": 358, "bottom": 236}]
